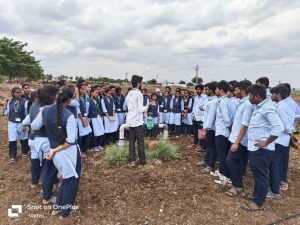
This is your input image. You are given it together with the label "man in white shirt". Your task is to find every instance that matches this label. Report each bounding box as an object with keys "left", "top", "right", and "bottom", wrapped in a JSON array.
[{"left": 126, "top": 75, "right": 149, "bottom": 166}]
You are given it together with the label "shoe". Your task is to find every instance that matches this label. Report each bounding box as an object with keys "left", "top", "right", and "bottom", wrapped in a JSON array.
[
  {"left": 22, "top": 154, "right": 28, "bottom": 159},
  {"left": 202, "top": 167, "right": 213, "bottom": 173},
  {"left": 93, "top": 147, "right": 100, "bottom": 152},
  {"left": 8, "top": 158, "right": 15, "bottom": 164},
  {"left": 196, "top": 161, "right": 207, "bottom": 167},
  {"left": 215, "top": 176, "right": 231, "bottom": 186},
  {"left": 194, "top": 147, "right": 201, "bottom": 152},
  {"left": 31, "top": 184, "right": 37, "bottom": 189},
  {"left": 210, "top": 169, "right": 221, "bottom": 177},
  {"left": 266, "top": 190, "right": 281, "bottom": 199},
  {"left": 280, "top": 182, "right": 288, "bottom": 191}
]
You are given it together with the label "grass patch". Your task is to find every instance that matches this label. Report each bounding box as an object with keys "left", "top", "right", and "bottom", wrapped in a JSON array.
[{"left": 104, "top": 140, "right": 181, "bottom": 166}]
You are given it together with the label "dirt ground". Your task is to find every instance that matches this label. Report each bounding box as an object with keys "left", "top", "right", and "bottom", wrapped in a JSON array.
[{"left": 0, "top": 84, "right": 300, "bottom": 225}]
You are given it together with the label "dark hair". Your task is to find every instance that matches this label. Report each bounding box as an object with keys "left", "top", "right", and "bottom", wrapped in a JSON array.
[
  {"left": 11, "top": 86, "right": 22, "bottom": 97},
  {"left": 184, "top": 90, "right": 190, "bottom": 94},
  {"left": 90, "top": 86, "right": 98, "bottom": 95},
  {"left": 216, "top": 80, "right": 230, "bottom": 93},
  {"left": 38, "top": 85, "right": 59, "bottom": 106},
  {"left": 77, "top": 78, "right": 86, "bottom": 84},
  {"left": 22, "top": 82, "right": 30, "bottom": 89},
  {"left": 281, "top": 83, "right": 291, "bottom": 96},
  {"left": 57, "top": 80, "right": 67, "bottom": 87},
  {"left": 27, "top": 90, "right": 38, "bottom": 113},
  {"left": 76, "top": 83, "right": 85, "bottom": 90},
  {"left": 165, "top": 86, "right": 171, "bottom": 90},
  {"left": 104, "top": 88, "right": 111, "bottom": 95},
  {"left": 228, "top": 86, "right": 235, "bottom": 93},
  {"left": 256, "top": 76, "right": 270, "bottom": 88},
  {"left": 165, "top": 90, "right": 170, "bottom": 95},
  {"left": 131, "top": 75, "right": 143, "bottom": 88},
  {"left": 115, "top": 87, "right": 122, "bottom": 92},
  {"left": 270, "top": 85, "right": 289, "bottom": 99},
  {"left": 151, "top": 93, "right": 158, "bottom": 98},
  {"left": 247, "top": 84, "right": 266, "bottom": 100},
  {"left": 56, "top": 87, "right": 73, "bottom": 144},
  {"left": 175, "top": 90, "right": 181, "bottom": 95},
  {"left": 235, "top": 80, "right": 252, "bottom": 93},
  {"left": 195, "top": 84, "right": 204, "bottom": 90},
  {"left": 109, "top": 85, "right": 115, "bottom": 89},
  {"left": 206, "top": 82, "right": 216, "bottom": 92},
  {"left": 229, "top": 80, "right": 238, "bottom": 87}
]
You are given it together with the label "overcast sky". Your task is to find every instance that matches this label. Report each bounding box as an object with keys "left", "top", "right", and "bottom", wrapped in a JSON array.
[{"left": 0, "top": 0, "right": 299, "bottom": 86}]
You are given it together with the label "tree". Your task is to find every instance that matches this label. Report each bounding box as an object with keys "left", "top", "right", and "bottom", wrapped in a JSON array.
[
  {"left": 179, "top": 80, "right": 186, "bottom": 84},
  {"left": 147, "top": 79, "right": 157, "bottom": 85},
  {"left": 0, "top": 37, "right": 43, "bottom": 81},
  {"left": 191, "top": 76, "right": 203, "bottom": 84},
  {"left": 187, "top": 82, "right": 195, "bottom": 86},
  {"left": 57, "top": 74, "right": 69, "bottom": 81}
]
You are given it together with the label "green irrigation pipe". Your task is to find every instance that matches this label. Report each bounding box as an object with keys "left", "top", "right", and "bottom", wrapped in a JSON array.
[{"left": 267, "top": 212, "right": 300, "bottom": 225}]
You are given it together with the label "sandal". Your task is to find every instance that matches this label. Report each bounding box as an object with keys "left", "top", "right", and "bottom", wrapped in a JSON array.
[
  {"left": 241, "top": 193, "right": 254, "bottom": 201},
  {"left": 226, "top": 187, "right": 242, "bottom": 197},
  {"left": 240, "top": 202, "right": 264, "bottom": 212}
]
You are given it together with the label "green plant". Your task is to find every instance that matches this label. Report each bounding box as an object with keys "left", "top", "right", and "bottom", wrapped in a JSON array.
[{"left": 104, "top": 140, "right": 180, "bottom": 166}]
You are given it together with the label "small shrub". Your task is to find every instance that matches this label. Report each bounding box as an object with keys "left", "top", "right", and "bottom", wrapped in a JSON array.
[{"left": 104, "top": 140, "right": 180, "bottom": 166}]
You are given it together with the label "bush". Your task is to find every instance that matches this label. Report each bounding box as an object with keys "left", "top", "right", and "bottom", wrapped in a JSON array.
[
  {"left": 0, "top": 75, "right": 4, "bottom": 83},
  {"left": 104, "top": 140, "right": 181, "bottom": 166}
]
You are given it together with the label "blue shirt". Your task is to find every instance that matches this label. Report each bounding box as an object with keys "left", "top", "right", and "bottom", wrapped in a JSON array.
[
  {"left": 229, "top": 97, "right": 253, "bottom": 147},
  {"left": 192, "top": 93, "right": 208, "bottom": 121},
  {"left": 275, "top": 100, "right": 294, "bottom": 147},
  {"left": 285, "top": 96, "right": 300, "bottom": 128},
  {"left": 215, "top": 96, "right": 234, "bottom": 137},
  {"left": 248, "top": 99, "right": 284, "bottom": 151},
  {"left": 203, "top": 96, "right": 218, "bottom": 131}
]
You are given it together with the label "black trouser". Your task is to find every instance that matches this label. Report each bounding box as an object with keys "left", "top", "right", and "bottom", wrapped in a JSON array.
[
  {"left": 31, "top": 158, "right": 42, "bottom": 185},
  {"left": 226, "top": 144, "right": 248, "bottom": 188},
  {"left": 215, "top": 135, "right": 230, "bottom": 177},
  {"left": 78, "top": 133, "right": 92, "bottom": 152},
  {"left": 41, "top": 159, "right": 58, "bottom": 201},
  {"left": 129, "top": 125, "right": 146, "bottom": 165},
  {"left": 269, "top": 144, "right": 283, "bottom": 194},
  {"left": 249, "top": 149, "right": 274, "bottom": 206},
  {"left": 9, "top": 140, "right": 29, "bottom": 159},
  {"left": 204, "top": 130, "right": 217, "bottom": 169},
  {"left": 55, "top": 147, "right": 81, "bottom": 218},
  {"left": 193, "top": 121, "right": 205, "bottom": 149}
]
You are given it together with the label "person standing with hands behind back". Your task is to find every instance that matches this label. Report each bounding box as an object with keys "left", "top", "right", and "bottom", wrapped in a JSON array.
[{"left": 126, "top": 75, "right": 151, "bottom": 168}]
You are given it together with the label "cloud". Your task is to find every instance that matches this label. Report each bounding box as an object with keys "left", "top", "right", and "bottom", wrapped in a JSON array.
[{"left": 0, "top": 0, "right": 299, "bottom": 85}]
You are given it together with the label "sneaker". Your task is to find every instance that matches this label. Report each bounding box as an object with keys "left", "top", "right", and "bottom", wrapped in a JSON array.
[
  {"left": 196, "top": 161, "right": 207, "bottom": 167},
  {"left": 93, "top": 147, "right": 100, "bottom": 152},
  {"left": 22, "top": 154, "right": 28, "bottom": 159},
  {"left": 175, "top": 136, "right": 179, "bottom": 139},
  {"left": 98, "top": 146, "right": 104, "bottom": 151},
  {"left": 194, "top": 147, "right": 201, "bottom": 152},
  {"left": 266, "top": 191, "right": 281, "bottom": 199},
  {"left": 8, "top": 158, "right": 15, "bottom": 164},
  {"left": 210, "top": 169, "right": 221, "bottom": 177},
  {"left": 280, "top": 182, "right": 289, "bottom": 191},
  {"left": 215, "top": 176, "right": 231, "bottom": 186},
  {"left": 202, "top": 167, "right": 213, "bottom": 173}
]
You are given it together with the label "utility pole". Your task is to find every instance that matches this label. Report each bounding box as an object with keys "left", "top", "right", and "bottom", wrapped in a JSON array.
[
  {"left": 194, "top": 65, "right": 199, "bottom": 84},
  {"left": 125, "top": 72, "right": 128, "bottom": 83}
]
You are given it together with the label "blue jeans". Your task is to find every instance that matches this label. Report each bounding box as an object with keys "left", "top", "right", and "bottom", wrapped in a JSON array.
[
  {"left": 226, "top": 144, "right": 248, "bottom": 188},
  {"left": 31, "top": 158, "right": 42, "bottom": 185},
  {"left": 249, "top": 149, "right": 274, "bottom": 206}
]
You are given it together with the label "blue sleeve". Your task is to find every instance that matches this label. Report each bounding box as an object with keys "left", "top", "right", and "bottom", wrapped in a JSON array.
[
  {"left": 278, "top": 107, "right": 293, "bottom": 134},
  {"left": 101, "top": 99, "right": 107, "bottom": 113},
  {"left": 69, "top": 99, "right": 80, "bottom": 107},
  {"left": 31, "top": 108, "right": 44, "bottom": 130},
  {"left": 65, "top": 115, "right": 77, "bottom": 144},
  {"left": 266, "top": 109, "right": 284, "bottom": 136},
  {"left": 241, "top": 103, "right": 253, "bottom": 127},
  {"left": 220, "top": 100, "right": 232, "bottom": 127}
]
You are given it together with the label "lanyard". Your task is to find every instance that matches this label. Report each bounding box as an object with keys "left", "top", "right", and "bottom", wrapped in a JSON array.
[{"left": 14, "top": 101, "right": 19, "bottom": 113}]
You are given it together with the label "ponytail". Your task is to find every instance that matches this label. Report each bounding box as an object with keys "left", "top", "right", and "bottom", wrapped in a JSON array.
[
  {"left": 56, "top": 90, "right": 66, "bottom": 144},
  {"left": 55, "top": 87, "right": 73, "bottom": 144}
]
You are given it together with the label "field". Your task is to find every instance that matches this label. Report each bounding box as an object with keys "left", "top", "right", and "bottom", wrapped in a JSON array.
[{"left": 0, "top": 83, "right": 300, "bottom": 225}]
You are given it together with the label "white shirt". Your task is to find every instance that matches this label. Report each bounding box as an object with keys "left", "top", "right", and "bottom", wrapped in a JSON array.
[{"left": 125, "top": 88, "right": 147, "bottom": 127}]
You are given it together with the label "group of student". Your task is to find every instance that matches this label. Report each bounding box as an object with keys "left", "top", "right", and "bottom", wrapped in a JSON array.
[{"left": 2, "top": 75, "right": 300, "bottom": 215}]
